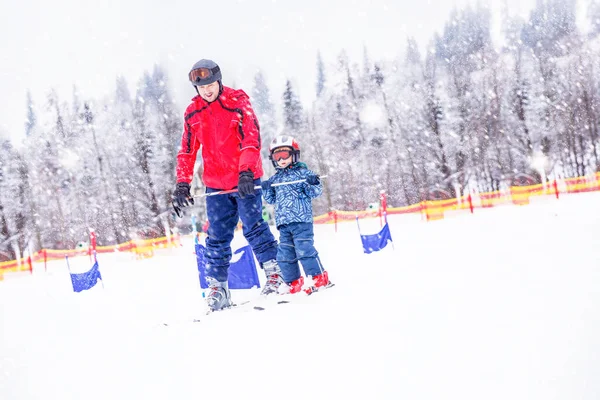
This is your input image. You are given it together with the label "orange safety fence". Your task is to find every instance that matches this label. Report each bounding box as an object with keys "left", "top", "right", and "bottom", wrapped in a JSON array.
[
  {"left": 311, "top": 172, "right": 600, "bottom": 225},
  {"left": 0, "top": 235, "right": 182, "bottom": 278},
  {"left": 0, "top": 259, "right": 31, "bottom": 275},
  {"left": 563, "top": 174, "right": 600, "bottom": 194},
  {"left": 2, "top": 172, "right": 600, "bottom": 279}
]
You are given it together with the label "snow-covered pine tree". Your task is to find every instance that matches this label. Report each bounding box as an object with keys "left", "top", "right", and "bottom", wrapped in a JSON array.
[
  {"left": 251, "top": 70, "right": 278, "bottom": 175},
  {"left": 316, "top": 51, "right": 326, "bottom": 99},
  {"left": 0, "top": 136, "right": 23, "bottom": 261}
]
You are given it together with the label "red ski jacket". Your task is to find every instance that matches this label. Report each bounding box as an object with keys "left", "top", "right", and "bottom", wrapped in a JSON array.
[{"left": 176, "top": 86, "right": 263, "bottom": 190}]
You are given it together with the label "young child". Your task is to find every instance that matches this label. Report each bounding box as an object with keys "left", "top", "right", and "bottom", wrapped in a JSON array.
[{"left": 261, "top": 135, "right": 332, "bottom": 294}]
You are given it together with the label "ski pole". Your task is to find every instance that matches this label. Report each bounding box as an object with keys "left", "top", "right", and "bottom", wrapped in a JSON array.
[
  {"left": 194, "top": 175, "right": 328, "bottom": 198},
  {"left": 169, "top": 175, "right": 328, "bottom": 217}
]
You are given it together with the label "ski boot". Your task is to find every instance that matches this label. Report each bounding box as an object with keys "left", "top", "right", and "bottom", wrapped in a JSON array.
[
  {"left": 260, "top": 259, "right": 284, "bottom": 295},
  {"left": 205, "top": 277, "right": 232, "bottom": 312},
  {"left": 304, "top": 271, "right": 333, "bottom": 295},
  {"left": 287, "top": 276, "right": 305, "bottom": 294},
  {"left": 313, "top": 271, "right": 331, "bottom": 288}
]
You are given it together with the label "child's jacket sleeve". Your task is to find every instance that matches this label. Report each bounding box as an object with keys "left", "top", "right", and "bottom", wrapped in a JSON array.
[
  {"left": 262, "top": 177, "right": 276, "bottom": 204},
  {"left": 303, "top": 169, "right": 323, "bottom": 199}
]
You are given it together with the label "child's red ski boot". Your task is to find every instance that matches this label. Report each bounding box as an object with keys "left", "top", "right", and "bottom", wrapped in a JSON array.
[
  {"left": 288, "top": 276, "right": 305, "bottom": 294},
  {"left": 304, "top": 271, "right": 334, "bottom": 295}
]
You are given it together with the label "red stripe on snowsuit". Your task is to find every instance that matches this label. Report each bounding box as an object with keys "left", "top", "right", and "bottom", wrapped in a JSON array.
[{"left": 176, "top": 86, "right": 263, "bottom": 190}]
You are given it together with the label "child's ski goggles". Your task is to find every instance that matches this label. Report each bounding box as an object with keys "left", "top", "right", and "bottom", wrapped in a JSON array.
[{"left": 272, "top": 150, "right": 292, "bottom": 161}]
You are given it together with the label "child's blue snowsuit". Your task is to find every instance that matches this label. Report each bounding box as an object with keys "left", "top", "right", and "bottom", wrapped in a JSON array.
[{"left": 262, "top": 162, "right": 324, "bottom": 284}]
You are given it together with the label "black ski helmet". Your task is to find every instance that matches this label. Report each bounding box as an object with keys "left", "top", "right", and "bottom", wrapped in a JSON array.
[{"left": 188, "top": 59, "right": 222, "bottom": 87}]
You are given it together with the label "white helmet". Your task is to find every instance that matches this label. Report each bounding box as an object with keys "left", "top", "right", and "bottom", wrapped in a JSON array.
[{"left": 268, "top": 135, "right": 300, "bottom": 168}]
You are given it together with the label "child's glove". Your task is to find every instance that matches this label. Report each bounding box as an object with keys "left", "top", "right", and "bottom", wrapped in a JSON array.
[
  {"left": 261, "top": 180, "right": 272, "bottom": 191},
  {"left": 306, "top": 174, "right": 320, "bottom": 185}
]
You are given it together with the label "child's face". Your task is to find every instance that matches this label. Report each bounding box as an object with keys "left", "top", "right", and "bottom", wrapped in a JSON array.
[
  {"left": 273, "top": 148, "right": 294, "bottom": 168},
  {"left": 277, "top": 155, "right": 293, "bottom": 168}
]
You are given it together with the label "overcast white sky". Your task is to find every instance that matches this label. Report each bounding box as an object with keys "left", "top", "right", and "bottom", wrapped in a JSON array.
[{"left": 0, "top": 0, "right": 543, "bottom": 141}]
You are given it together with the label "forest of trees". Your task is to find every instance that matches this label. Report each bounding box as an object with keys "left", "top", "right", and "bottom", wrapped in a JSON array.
[{"left": 1, "top": 0, "right": 600, "bottom": 261}]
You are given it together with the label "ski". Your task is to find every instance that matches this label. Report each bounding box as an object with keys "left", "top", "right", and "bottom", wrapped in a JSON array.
[
  {"left": 160, "top": 286, "right": 332, "bottom": 326},
  {"left": 304, "top": 282, "right": 335, "bottom": 295},
  {"left": 160, "top": 317, "right": 203, "bottom": 327},
  {"left": 160, "top": 300, "right": 254, "bottom": 326},
  {"left": 204, "top": 296, "right": 293, "bottom": 314},
  {"left": 205, "top": 300, "right": 252, "bottom": 315},
  {"left": 245, "top": 297, "right": 293, "bottom": 310}
]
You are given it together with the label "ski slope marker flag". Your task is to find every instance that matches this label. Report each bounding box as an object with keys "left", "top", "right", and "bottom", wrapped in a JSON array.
[
  {"left": 196, "top": 243, "right": 261, "bottom": 289},
  {"left": 67, "top": 255, "right": 103, "bottom": 292},
  {"left": 357, "top": 216, "right": 394, "bottom": 254}
]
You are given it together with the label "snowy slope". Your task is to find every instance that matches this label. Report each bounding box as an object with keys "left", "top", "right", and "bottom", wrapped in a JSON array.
[{"left": 1, "top": 192, "right": 600, "bottom": 400}]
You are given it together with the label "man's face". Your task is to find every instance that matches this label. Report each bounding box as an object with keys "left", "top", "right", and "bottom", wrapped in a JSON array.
[{"left": 198, "top": 81, "right": 220, "bottom": 102}]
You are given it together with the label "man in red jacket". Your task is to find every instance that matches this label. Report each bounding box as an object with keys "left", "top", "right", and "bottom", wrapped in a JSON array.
[{"left": 172, "top": 59, "right": 283, "bottom": 312}]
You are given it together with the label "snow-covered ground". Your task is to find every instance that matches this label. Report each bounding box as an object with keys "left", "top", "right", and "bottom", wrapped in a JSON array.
[{"left": 2, "top": 192, "right": 600, "bottom": 400}]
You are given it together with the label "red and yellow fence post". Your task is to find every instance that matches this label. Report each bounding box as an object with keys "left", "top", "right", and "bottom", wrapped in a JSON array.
[{"left": 328, "top": 210, "right": 338, "bottom": 232}]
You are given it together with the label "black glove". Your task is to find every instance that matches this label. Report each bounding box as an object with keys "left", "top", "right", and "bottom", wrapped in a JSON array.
[
  {"left": 306, "top": 174, "right": 320, "bottom": 185},
  {"left": 261, "top": 180, "right": 272, "bottom": 191},
  {"left": 237, "top": 171, "right": 255, "bottom": 198},
  {"left": 172, "top": 182, "right": 194, "bottom": 218}
]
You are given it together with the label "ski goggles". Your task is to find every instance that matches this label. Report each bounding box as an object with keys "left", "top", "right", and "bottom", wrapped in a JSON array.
[
  {"left": 272, "top": 150, "right": 292, "bottom": 161},
  {"left": 188, "top": 66, "right": 220, "bottom": 84}
]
